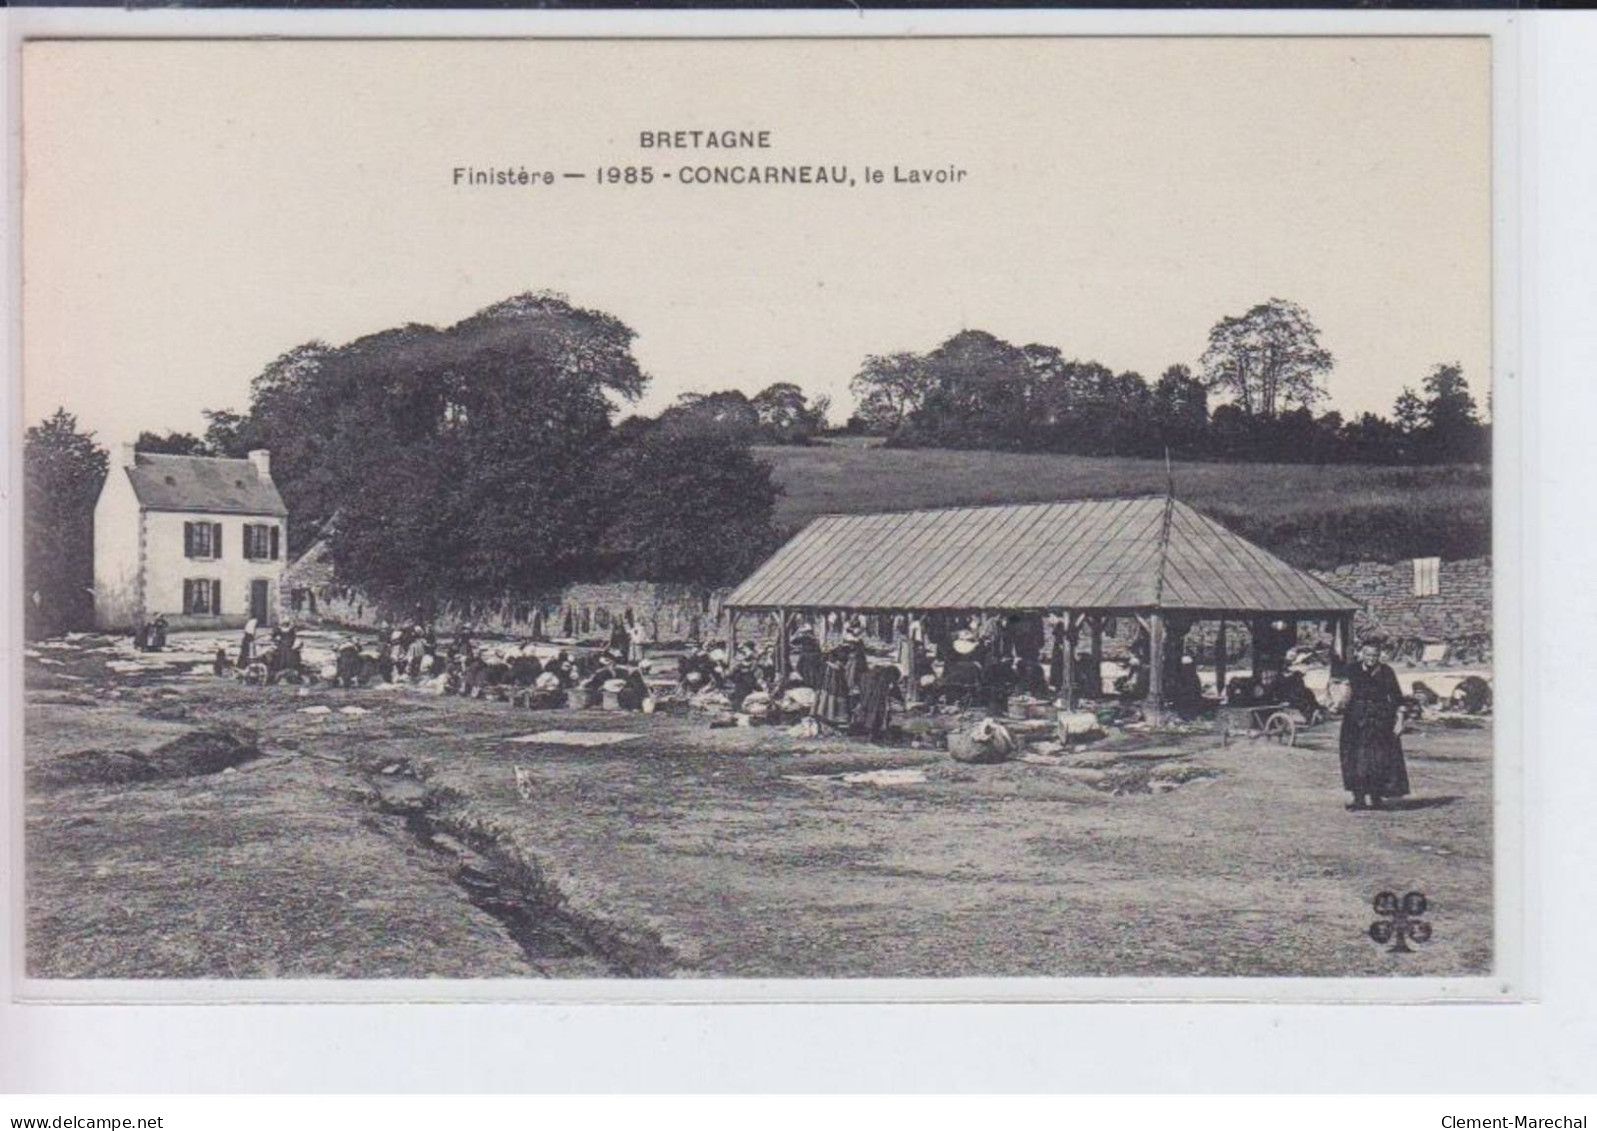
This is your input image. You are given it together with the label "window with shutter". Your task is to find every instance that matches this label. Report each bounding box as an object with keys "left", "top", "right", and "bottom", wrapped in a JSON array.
[
  {"left": 188, "top": 522, "right": 222, "bottom": 559},
  {"left": 183, "top": 578, "right": 221, "bottom": 614}
]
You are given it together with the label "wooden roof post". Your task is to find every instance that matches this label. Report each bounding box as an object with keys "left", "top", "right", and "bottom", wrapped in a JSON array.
[
  {"left": 904, "top": 615, "right": 921, "bottom": 706},
  {"left": 1089, "top": 615, "right": 1103, "bottom": 700},
  {"left": 727, "top": 609, "right": 739, "bottom": 658},
  {"left": 1062, "top": 612, "right": 1078, "bottom": 710},
  {"left": 774, "top": 609, "right": 791, "bottom": 688},
  {"left": 1215, "top": 618, "right": 1228, "bottom": 703},
  {"left": 1147, "top": 611, "right": 1167, "bottom": 725}
]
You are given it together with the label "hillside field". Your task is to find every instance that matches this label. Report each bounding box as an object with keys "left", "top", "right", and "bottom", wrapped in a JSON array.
[{"left": 756, "top": 445, "right": 1491, "bottom": 570}]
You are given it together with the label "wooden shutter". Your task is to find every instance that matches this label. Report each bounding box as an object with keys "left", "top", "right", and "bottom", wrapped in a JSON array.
[
  {"left": 211, "top": 523, "right": 223, "bottom": 560},
  {"left": 182, "top": 580, "right": 194, "bottom": 614},
  {"left": 270, "top": 525, "right": 280, "bottom": 561},
  {"left": 211, "top": 580, "right": 222, "bottom": 616},
  {"left": 184, "top": 522, "right": 195, "bottom": 559}
]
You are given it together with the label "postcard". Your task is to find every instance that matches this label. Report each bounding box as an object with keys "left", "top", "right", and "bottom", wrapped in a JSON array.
[{"left": 14, "top": 29, "right": 1516, "bottom": 1001}]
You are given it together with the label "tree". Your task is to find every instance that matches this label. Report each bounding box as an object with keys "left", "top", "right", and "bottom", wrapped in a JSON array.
[
  {"left": 602, "top": 417, "right": 781, "bottom": 586},
  {"left": 24, "top": 409, "right": 108, "bottom": 637},
  {"left": 218, "top": 292, "right": 650, "bottom": 602},
  {"left": 1418, "top": 362, "right": 1485, "bottom": 463},
  {"left": 849, "top": 352, "right": 931, "bottom": 436},
  {"left": 135, "top": 430, "right": 211, "bottom": 456},
  {"left": 200, "top": 408, "right": 263, "bottom": 458},
  {"left": 1393, "top": 387, "right": 1425, "bottom": 435},
  {"left": 332, "top": 295, "right": 647, "bottom": 601},
  {"left": 1207, "top": 403, "right": 1254, "bottom": 460},
  {"left": 659, "top": 389, "right": 762, "bottom": 444},
  {"left": 232, "top": 340, "right": 339, "bottom": 552},
  {"left": 750, "top": 382, "right": 829, "bottom": 444},
  {"left": 1152, "top": 364, "right": 1210, "bottom": 454},
  {"left": 907, "top": 331, "right": 1034, "bottom": 449},
  {"left": 1259, "top": 407, "right": 1322, "bottom": 462},
  {"left": 1200, "top": 298, "right": 1334, "bottom": 419},
  {"left": 1339, "top": 411, "right": 1404, "bottom": 465}
]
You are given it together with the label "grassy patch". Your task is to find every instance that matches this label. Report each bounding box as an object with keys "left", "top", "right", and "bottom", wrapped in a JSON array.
[{"left": 757, "top": 446, "right": 1490, "bottom": 569}]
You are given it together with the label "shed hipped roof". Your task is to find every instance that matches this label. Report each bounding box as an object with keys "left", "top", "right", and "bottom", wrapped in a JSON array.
[
  {"left": 124, "top": 452, "right": 288, "bottom": 517},
  {"left": 725, "top": 497, "right": 1359, "bottom": 615}
]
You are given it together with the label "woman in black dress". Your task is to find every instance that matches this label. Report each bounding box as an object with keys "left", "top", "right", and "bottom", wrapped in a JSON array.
[{"left": 1339, "top": 642, "right": 1411, "bottom": 810}]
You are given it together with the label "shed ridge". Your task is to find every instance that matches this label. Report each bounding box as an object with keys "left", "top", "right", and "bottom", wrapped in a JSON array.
[
  {"left": 725, "top": 497, "right": 1362, "bottom": 615},
  {"left": 1152, "top": 492, "right": 1176, "bottom": 610}
]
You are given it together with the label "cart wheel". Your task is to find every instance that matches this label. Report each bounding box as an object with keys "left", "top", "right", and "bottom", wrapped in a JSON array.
[{"left": 1264, "top": 711, "right": 1297, "bottom": 747}]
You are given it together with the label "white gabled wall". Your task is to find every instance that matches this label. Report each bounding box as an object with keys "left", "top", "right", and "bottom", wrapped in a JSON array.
[{"left": 92, "top": 468, "right": 143, "bottom": 630}]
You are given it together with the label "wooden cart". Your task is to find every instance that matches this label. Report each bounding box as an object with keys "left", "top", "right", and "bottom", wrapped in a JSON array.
[{"left": 1218, "top": 702, "right": 1299, "bottom": 748}]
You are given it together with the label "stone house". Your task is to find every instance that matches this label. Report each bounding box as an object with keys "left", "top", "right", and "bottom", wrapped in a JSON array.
[{"left": 92, "top": 445, "right": 288, "bottom": 630}]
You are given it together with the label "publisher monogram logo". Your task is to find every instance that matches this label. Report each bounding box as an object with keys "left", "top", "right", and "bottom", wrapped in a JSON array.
[{"left": 1369, "top": 890, "right": 1432, "bottom": 954}]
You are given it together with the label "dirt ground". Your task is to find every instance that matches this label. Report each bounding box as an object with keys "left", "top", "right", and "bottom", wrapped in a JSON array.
[{"left": 23, "top": 631, "right": 1493, "bottom": 980}]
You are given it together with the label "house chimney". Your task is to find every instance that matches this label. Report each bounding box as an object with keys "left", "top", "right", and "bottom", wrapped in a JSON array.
[
  {"left": 248, "top": 449, "right": 272, "bottom": 481},
  {"left": 120, "top": 442, "right": 138, "bottom": 469}
]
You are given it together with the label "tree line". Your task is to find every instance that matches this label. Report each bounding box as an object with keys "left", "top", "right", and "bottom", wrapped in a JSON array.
[
  {"left": 846, "top": 299, "right": 1490, "bottom": 465},
  {"left": 24, "top": 292, "right": 1487, "bottom": 637}
]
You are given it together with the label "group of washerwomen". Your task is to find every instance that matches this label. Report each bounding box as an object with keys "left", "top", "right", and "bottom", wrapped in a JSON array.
[
  {"left": 208, "top": 609, "right": 1410, "bottom": 807},
  {"left": 906, "top": 616, "right": 1157, "bottom": 714},
  {"left": 215, "top": 613, "right": 655, "bottom": 705},
  {"left": 673, "top": 623, "right": 905, "bottom": 738},
  {"left": 131, "top": 614, "right": 170, "bottom": 653},
  {"left": 215, "top": 617, "right": 303, "bottom": 681},
  {"left": 316, "top": 620, "right": 652, "bottom": 707},
  {"left": 711, "top": 615, "right": 1110, "bottom": 734},
  {"left": 676, "top": 615, "right": 1100, "bottom": 737}
]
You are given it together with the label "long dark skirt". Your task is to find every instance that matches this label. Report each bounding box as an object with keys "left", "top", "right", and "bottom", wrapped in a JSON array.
[
  {"left": 1338, "top": 716, "right": 1410, "bottom": 799},
  {"left": 814, "top": 662, "right": 852, "bottom": 729},
  {"left": 845, "top": 652, "right": 868, "bottom": 696},
  {"left": 796, "top": 652, "right": 826, "bottom": 689},
  {"left": 335, "top": 650, "right": 361, "bottom": 687}
]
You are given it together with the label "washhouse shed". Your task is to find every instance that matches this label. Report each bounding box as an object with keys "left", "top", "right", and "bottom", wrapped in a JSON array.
[{"left": 722, "top": 496, "right": 1362, "bottom": 720}]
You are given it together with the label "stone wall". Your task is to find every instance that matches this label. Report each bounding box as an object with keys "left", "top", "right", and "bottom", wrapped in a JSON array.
[
  {"left": 1307, "top": 557, "right": 1491, "bottom": 644},
  {"left": 281, "top": 547, "right": 727, "bottom": 645}
]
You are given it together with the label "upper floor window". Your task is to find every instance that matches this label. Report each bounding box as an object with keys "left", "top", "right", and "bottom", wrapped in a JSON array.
[
  {"left": 184, "top": 521, "right": 222, "bottom": 560},
  {"left": 243, "top": 523, "right": 281, "bottom": 561}
]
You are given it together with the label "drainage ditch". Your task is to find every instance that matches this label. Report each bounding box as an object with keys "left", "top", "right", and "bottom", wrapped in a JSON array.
[{"left": 363, "top": 762, "right": 676, "bottom": 978}]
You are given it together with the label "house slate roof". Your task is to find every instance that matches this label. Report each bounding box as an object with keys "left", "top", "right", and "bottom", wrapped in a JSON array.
[
  {"left": 124, "top": 452, "right": 288, "bottom": 517},
  {"left": 725, "top": 496, "right": 1360, "bottom": 616}
]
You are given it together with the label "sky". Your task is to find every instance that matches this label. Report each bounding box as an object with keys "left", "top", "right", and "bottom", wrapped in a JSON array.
[{"left": 22, "top": 37, "right": 1491, "bottom": 447}]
